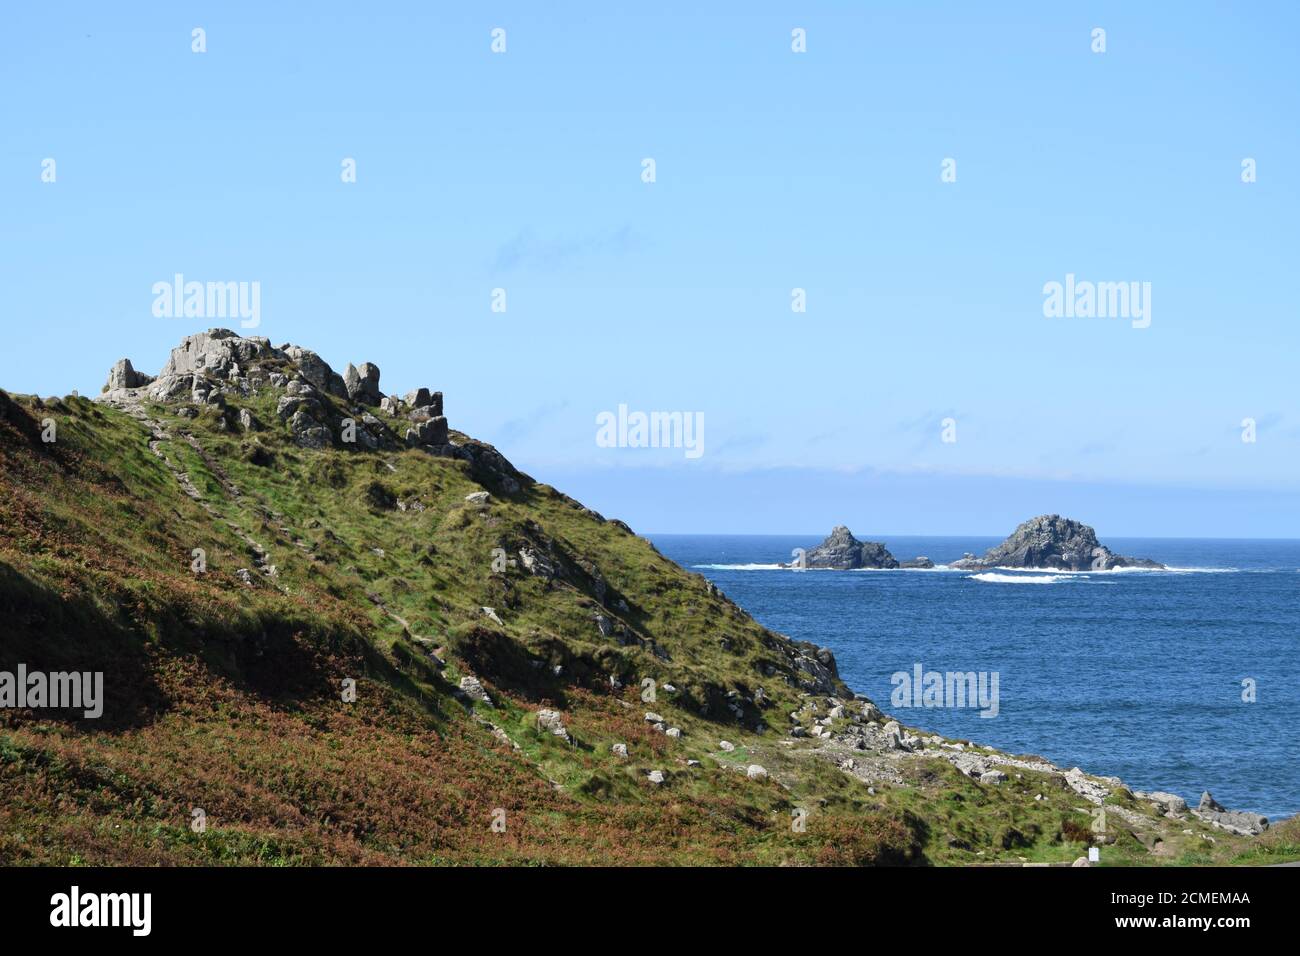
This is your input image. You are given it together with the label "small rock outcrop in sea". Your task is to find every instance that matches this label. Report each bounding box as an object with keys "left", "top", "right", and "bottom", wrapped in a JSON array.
[
  {"left": 793, "top": 526, "right": 933, "bottom": 570},
  {"left": 949, "top": 514, "right": 1163, "bottom": 571}
]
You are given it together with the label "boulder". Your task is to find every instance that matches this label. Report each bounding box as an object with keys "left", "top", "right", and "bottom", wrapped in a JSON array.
[
  {"left": 883, "top": 724, "right": 904, "bottom": 750},
  {"left": 611, "top": 743, "right": 628, "bottom": 758},
  {"left": 535, "top": 709, "right": 571, "bottom": 743},
  {"left": 949, "top": 515, "right": 1163, "bottom": 571},
  {"left": 102, "top": 358, "right": 154, "bottom": 393},
  {"left": 517, "top": 548, "right": 557, "bottom": 579},
  {"left": 412, "top": 416, "right": 448, "bottom": 446},
  {"left": 746, "top": 765, "right": 769, "bottom": 780},
  {"left": 1147, "top": 791, "right": 1189, "bottom": 815},
  {"left": 288, "top": 408, "right": 331, "bottom": 449},
  {"left": 465, "top": 491, "right": 491, "bottom": 505},
  {"left": 459, "top": 676, "right": 493, "bottom": 707},
  {"left": 719, "top": 740, "right": 735, "bottom": 752},
  {"left": 343, "top": 362, "right": 382, "bottom": 405},
  {"left": 404, "top": 387, "right": 432, "bottom": 408},
  {"left": 980, "top": 770, "right": 1008, "bottom": 785},
  {"left": 647, "top": 770, "right": 665, "bottom": 785}
]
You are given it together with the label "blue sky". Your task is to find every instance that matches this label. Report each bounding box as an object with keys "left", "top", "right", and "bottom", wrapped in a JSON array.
[{"left": 3, "top": 2, "right": 1298, "bottom": 536}]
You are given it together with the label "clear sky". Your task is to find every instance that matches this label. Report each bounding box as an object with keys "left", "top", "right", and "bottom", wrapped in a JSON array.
[{"left": 3, "top": 2, "right": 1297, "bottom": 536}]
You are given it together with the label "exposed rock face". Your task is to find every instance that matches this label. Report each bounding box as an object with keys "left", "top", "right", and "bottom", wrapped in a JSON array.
[
  {"left": 949, "top": 514, "right": 1164, "bottom": 571},
  {"left": 800, "top": 526, "right": 899, "bottom": 569},
  {"left": 282, "top": 345, "right": 348, "bottom": 399}
]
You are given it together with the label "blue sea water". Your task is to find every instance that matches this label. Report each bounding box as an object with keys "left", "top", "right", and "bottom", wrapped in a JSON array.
[{"left": 649, "top": 534, "right": 1300, "bottom": 820}]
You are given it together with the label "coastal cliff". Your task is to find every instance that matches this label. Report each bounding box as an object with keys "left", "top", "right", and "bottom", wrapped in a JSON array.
[{"left": 0, "top": 331, "right": 1284, "bottom": 866}]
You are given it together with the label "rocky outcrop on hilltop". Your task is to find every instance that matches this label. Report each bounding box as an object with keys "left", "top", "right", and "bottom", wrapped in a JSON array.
[
  {"left": 794, "top": 526, "right": 934, "bottom": 570},
  {"left": 949, "top": 514, "right": 1163, "bottom": 571},
  {"left": 95, "top": 328, "right": 530, "bottom": 493}
]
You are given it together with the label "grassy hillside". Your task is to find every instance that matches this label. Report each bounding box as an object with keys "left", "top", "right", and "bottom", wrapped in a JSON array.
[{"left": 1, "top": 350, "right": 1295, "bottom": 867}]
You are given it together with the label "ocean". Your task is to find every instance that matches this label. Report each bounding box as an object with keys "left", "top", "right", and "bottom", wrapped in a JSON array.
[{"left": 649, "top": 534, "right": 1300, "bottom": 820}]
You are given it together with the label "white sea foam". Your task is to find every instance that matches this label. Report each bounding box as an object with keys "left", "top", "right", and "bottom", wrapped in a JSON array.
[
  {"left": 691, "top": 562, "right": 1243, "bottom": 575},
  {"left": 692, "top": 563, "right": 965, "bottom": 572},
  {"left": 993, "top": 565, "right": 1239, "bottom": 575},
  {"left": 970, "top": 572, "right": 1071, "bottom": 584}
]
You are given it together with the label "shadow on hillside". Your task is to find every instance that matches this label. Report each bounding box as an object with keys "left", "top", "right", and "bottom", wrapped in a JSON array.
[
  {"left": 0, "top": 560, "right": 436, "bottom": 730},
  {"left": 0, "top": 560, "right": 167, "bottom": 730}
]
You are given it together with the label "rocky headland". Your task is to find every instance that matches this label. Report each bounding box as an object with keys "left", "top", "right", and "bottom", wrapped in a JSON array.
[{"left": 0, "top": 330, "right": 1281, "bottom": 866}]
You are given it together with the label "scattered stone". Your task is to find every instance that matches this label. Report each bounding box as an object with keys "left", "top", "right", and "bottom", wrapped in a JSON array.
[
  {"left": 480, "top": 606, "right": 503, "bottom": 626},
  {"left": 644, "top": 712, "right": 664, "bottom": 724},
  {"left": 979, "top": 770, "right": 1008, "bottom": 785},
  {"left": 647, "top": 770, "right": 665, "bottom": 785},
  {"left": 465, "top": 491, "right": 491, "bottom": 505},
  {"left": 458, "top": 676, "right": 493, "bottom": 707},
  {"left": 719, "top": 741, "right": 735, "bottom": 752},
  {"left": 1065, "top": 767, "right": 1112, "bottom": 805},
  {"left": 746, "top": 765, "right": 768, "bottom": 781},
  {"left": 666, "top": 727, "right": 682, "bottom": 739},
  {"left": 535, "top": 709, "right": 571, "bottom": 743},
  {"left": 611, "top": 743, "right": 628, "bottom": 758}
]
